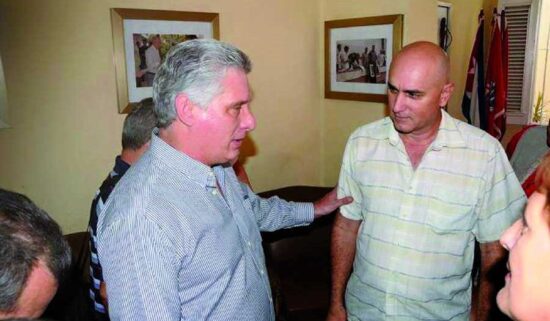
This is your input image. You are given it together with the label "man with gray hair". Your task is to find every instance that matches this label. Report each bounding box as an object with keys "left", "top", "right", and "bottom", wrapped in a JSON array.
[
  {"left": 87, "top": 98, "right": 157, "bottom": 321},
  {"left": 97, "top": 39, "right": 351, "bottom": 321},
  {"left": 0, "top": 188, "right": 71, "bottom": 319}
]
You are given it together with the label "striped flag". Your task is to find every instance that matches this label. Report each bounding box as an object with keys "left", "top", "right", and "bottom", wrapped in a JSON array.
[
  {"left": 462, "top": 10, "right": 485, "bottom": 128},
  {"left": 485, "top": 10, "right": 507, "bottom": 140}
]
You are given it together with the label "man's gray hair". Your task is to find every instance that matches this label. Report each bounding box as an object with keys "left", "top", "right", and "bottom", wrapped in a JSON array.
[
  {"left": 153, "top": 39, "right": 252, "bottom": 128},
  {"left": 122, "top": 97, "right": 157, "bottom": 150},
  {"left": 0, "top": 188, "right": 71, "bottom": 313}
]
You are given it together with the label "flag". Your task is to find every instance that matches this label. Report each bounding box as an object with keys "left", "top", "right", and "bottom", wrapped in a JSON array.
[
  {"left": 485, "top": 9, "right": 507, "bottom": 140},
  {"left": 462, "top": 10, "right": 485, "bottom": 128}
]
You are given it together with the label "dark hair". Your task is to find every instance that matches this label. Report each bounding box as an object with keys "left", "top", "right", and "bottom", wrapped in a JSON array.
[
  {"left": 0, "top": 189, "right": 71, "bottom": 312},
  {"left": 121, "top": 97, "right": 157, "bottom": 150}
]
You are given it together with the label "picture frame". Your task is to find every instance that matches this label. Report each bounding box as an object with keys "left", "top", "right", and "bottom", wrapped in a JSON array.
[
  {"left": 111, "top": 8, "right": 220, "bottom": 113},
  {"left": 324, "top": 15, "right": 403, "bottom": 103},
  {"left": 0, "top": 53, "right": 9, "bottom": 128}
]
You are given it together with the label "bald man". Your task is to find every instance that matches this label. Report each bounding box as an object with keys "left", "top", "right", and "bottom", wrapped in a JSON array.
[{"left": 327, "top": 42, "right": 525, "bottom": 321}]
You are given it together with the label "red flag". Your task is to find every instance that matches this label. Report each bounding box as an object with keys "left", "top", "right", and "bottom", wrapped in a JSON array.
[
  {"left": 462, "top": 10, "right": 485, "bottom": 127},
  {"left": 485, "top": 10, "right": 506, "bottom": 140}
]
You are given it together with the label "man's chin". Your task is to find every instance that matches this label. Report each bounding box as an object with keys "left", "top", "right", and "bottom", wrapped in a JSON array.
[
  {"left": 390, "top": 118, "right": 411, "bottom": 134},
  {"left": 392, "top": 123, "right": 413, "bottom": 135},
  {"left": 496, "top": 288, "right": 512, "bottom": 318},
  {"left": 224, "top": 150, "right": 240, "bottom": 165}
]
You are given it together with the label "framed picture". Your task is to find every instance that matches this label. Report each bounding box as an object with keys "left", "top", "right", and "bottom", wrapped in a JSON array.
[
  {"left": 0, "top": 53, "right": 8, "bottom": 128},
  {"left": 324, "top": 15, "right": 403, "bottom": 103},
  {"left": 111, "top": 8, "right": 219, "bottom": 113}
]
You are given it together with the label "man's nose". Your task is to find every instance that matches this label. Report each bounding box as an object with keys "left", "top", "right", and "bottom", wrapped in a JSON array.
[
  {"left": 391, "top": 92, "right": 406, "bottom": 114},
  {"left": 240, "top": 106, "right": 256, "bottom": 131},
  {"left": 499, "top": 219, "right": 521, "bottom": 251}
]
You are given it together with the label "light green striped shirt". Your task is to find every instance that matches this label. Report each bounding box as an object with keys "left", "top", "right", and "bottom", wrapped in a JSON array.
[{"left": 337, "top": 111, "right": 525, "bottom": 321}]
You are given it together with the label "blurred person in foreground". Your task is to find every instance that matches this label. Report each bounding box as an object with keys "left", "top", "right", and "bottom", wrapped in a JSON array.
[
  {"left": 497, "top": 152, "right": 550, "bottom": 321},
  {"left": 0, "top": 189, "right": 71, "bottom": 319}
]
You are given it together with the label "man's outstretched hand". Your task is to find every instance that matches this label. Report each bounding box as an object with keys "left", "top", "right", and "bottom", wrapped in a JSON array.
[{"left": 313, "top": 187, "right": 353, "bottom": 218}]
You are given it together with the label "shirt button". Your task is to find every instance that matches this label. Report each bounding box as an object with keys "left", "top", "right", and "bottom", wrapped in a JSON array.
[
  {"left": 212, "top": 190, "right": 218, "bottom": 195},
  {"left": 247, "top": 241, "right": 252, "bottom": 247},
  {"left": 260, "top": 269, "right": 264, "bottom": 275},
  {"left": 269, "top": 297, "right": 273, "bottom": 302}
]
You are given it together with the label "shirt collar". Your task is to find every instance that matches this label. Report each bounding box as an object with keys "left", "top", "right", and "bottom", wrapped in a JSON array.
[
  {"left": 148, "top": 129, "right": 218, "bottom": 189},
  {"left": 431, "top": 110, "right": 467, "bottom": 150},
  {"left": 386, "top": 110, "right": 466, "bottom": 149},
  {"left": 114, "top": 155, "right": 130, "bottom": 175}
]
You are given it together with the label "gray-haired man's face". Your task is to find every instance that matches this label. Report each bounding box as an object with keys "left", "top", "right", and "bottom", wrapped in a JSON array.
[{"left": 183, "top": 68, "right": 256, "bottom": 166}]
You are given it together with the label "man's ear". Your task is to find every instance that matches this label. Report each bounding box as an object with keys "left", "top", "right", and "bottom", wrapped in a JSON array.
[
  {"left": 174, "top": 93, "right": 195, "bottom": 126},
  {"left": 439, "top": 82, "right": 455, "bottom": 107}
]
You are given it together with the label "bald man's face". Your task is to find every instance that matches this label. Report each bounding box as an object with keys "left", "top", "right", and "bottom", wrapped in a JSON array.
[{"left": 387, "top": 46, "right": 453, "bottom": 137}]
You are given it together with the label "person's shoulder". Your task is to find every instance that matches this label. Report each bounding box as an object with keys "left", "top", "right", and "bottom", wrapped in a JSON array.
[
  {"left": 348, "top": 117, "right": 390, "bottom": 141},
  {"left": 449, "top": 116, "right": 502, "bottom": 152},
  {"left": 99, "top": 158, "right": 158, "bottom": 220}
]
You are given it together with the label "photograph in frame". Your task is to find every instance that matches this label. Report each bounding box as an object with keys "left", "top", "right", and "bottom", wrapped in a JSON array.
[
  {"left": 111, "top": 9, "right": 219, "bottom": 113},
  {"left": 325, "top": 15, "right": 403, "bottom": 103},
  {"left": 133, "top": 33, "right": 201, "bottom": 88},
  {"left": 335, "top": 38, "right": 387, "bottom": 84}
]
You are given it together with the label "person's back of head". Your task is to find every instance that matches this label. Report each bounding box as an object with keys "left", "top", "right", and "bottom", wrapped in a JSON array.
[
  {"left": 0, "top": 189, "right": 71, "bottom": 319},
  {"left": 121, "top": 97, "right": 157, "bottom": 151}
]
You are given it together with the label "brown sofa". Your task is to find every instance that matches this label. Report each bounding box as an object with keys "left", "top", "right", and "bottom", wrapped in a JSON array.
[{"left": 259, "top": 186, "right": 334, "bottom": 321}]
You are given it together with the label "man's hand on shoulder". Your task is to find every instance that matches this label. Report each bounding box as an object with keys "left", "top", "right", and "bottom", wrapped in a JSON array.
[{"left": 313, "top": 187, "right": 353, "bottom": 218}]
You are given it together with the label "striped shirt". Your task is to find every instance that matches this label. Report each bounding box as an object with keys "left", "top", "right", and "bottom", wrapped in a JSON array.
[
  {"left": 97, "top": 132, "right": 313, "bottom": 321},
  {"left": 88, "top": 156, "right": 130, "bottom": 318},
  {"left": 337, "top": 111, "right": 525, "bottom": 321}
]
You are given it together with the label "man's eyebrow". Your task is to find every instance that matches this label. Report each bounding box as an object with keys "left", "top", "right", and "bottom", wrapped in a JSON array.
[
  {"left": 403, "top": 89, "right": 424, "bottom": 96},
  {"left": 387, "top": 82, "right": 424, "bottom": 96},
  {"left": 232, "top": 99, "right": 252, "bottom": 108}
]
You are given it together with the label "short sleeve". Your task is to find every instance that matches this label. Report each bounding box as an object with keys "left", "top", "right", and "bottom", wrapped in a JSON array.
[
  {"left": 474, "top": 142, "right": 526, "bottom": 242},
  {"left": 337, "top": 135, "right": 364, "bottom": 221}
]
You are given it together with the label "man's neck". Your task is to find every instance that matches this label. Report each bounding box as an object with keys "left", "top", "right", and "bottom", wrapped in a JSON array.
[
  {"left": 120, "top": 147, "right": 144, "bottom": 166},
  {"left": 399, "top": 116, "right": 441, "bottom": 170},
  {"left": 158, "top": 126, "right": 213, "bottom": 167}
]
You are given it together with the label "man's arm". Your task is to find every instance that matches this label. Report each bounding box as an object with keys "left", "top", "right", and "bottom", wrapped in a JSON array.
[
  {"left": 327, "top": 213, "right": 361, "bottom": 321},
  {"left": 473, "top": 142, "right": 525, "bottom": 320},
  {"left": 99, "top": 217, "right": 182, "bottom": 321},
  {"left": 474, "top": 241, "right": 507, "bottom": 321},
  {"left": 99, "top": 281, "right": 108, "bottom": 309},
  {"left": 243, "top": 184, "right": 351, "bottom": 231}
]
